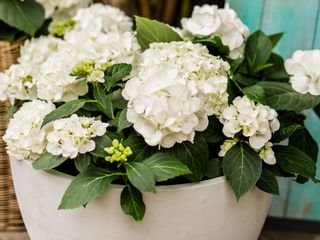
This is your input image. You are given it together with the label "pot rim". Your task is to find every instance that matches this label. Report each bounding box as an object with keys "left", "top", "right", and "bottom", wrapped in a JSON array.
[{"left": 17, "top": 159, "right": 227, "bottom": 191}]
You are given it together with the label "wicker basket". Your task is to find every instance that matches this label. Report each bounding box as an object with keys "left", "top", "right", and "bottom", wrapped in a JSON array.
[{"left": 0, "top": 36, "right": 26, "bottom": 232}]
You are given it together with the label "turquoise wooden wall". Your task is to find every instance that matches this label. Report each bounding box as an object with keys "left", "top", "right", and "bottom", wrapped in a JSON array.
[{"left": 228, "top": 0, "right": 320, "bottom": 220}]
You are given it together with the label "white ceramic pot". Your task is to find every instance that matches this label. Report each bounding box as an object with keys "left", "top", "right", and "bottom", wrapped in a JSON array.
[{"left": 10, "top": 158, "right": 272, "bottom": 240}]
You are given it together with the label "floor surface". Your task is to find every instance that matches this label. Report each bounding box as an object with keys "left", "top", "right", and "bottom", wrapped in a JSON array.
[{"left": 1, "top": 230, "right": 320, "bottom": 240}]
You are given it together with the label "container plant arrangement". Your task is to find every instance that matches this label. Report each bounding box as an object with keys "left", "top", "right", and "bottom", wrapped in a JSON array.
[{"left": 1, "top": 3, "right": 319, "bottom": 240}]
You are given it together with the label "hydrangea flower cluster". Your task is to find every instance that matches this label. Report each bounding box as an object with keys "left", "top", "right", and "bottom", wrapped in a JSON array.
[
  {"left": 0, "top": 4, "right": 140, "bottom": 103},
  {"left": 104, "top": 139, "right": 132, "bottom": 163},
  {"left": 3, "top": 100, "right": 55, "bottom": 161},
  {"left": 285, "top": 50, "right": 320, "bottom": 95},
  {"left": 181, "top": 4, "right": 249, "bottom": 59},
  {"left": 46, "top": 114, "right": 108, "bottom": 159},
  {"left": 36, "top": 0, "right": 91, "bottom": 18},
  {"left": 123, "top": 41, "right": 230, "bottom": 148},
  {"left": 218, "top": 96, "right": 280, "bottom": 164}
]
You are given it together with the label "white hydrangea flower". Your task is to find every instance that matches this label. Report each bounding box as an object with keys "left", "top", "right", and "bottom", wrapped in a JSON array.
[
  {"left": 0, "top": 64, "right": 37, "bottom": 103},
  {"left": 3, "top": 100, "right": 55, "bottom": 161},
  {"left": 36, "top": 0, "right": 92, "bottom": 18},
  {"left": 70, "top": 3, "right": 133, "bottom": 36},
  {"left": 258, "top": 142, "right": 276, "bottom": 165},
  {"left": 123, "top": 41, "right": 230, "bottom": 148},
  {"left": 46, "top": 114, "right": 108, "bottom": 159},
  {"left": 285, "top": 50, "right": 320, "bottom": 95},
  {"left": 181, "top": 4, "right": 249, "bottom": 59},
  {"left": 219, "top": 96, "right": 280, "bottom": 149},
  {"left": 218, "top": 138, "right": 239, "bottom": 157},
  {"left": 18, "top": 36, "right": 62, "bottom": 71},
  {"left": 218, "top": 139, "right": 276, "bottom": 165},
  {"left": 35, "top": 43, "right": 89, "bottom": 102}
]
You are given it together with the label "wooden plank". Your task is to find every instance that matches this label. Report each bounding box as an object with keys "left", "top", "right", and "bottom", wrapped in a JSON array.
[
  {"left": 313, "top": 1, "right": 320, "bottom": 49},
  {"left": 227, "top": 0, "right": 265, "bottom": 32},
  {"left": 286, "top": 110, "right": 320, "bottom": 220},
  {"left": 261, "top": 0, "right": 319, "bottom": 58},
  {"left": 282, "top": 1, "right": 320, "bottom": 220}
]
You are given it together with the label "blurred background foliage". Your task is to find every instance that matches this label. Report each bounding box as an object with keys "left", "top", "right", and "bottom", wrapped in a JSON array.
[{"left": 97, "top": 0, "right": 225, "bottom": 25}]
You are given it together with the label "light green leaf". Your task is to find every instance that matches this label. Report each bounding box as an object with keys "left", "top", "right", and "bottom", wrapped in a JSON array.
[
  {"left": 256, "top": 168, "right": 279, "bottom": 195},
  {"left": 59, "top": 167, "right": 119, "bottom": 209},
  {"left": 274, "top": 145, "right": 316, "bottom": 179},
  {"left": 32, "top": 152, "right": 67, "bottom": 170},
  {"left": 242, "top": 84, "right": 266, "bottom": 103},
  {"left": 135, "top": 16, "right": 183, "bottom": 50},
  {"left": 167, "top": 135, "right": 209, "bottom": 182},
  {"left": 93, "top": 84, "right": 114, "bottom": 119},
  {"left": 0, "top": 0, "right": 44, "bottom": 36},
  {"left": 126, "top": 162, "right": 156, "bottom": 193},
  {"left": 120, "top": 184, "right": 146, "bottom": 221},
  {"left": 74, "top": 154, "right": 91, "bottom": 172},
  {"left": 118, "top": 108, "right": 132, "bottom": 132},
  {"left": 90, "top": 135, "right": 112, "bottom": 158},
  {"left": 222, "top": 141, "right": 262, "bottom": 200},
  {"left": 142, "top": 153, "right": 191, "bottom": 182},
  {"left": 42, "top": 99, "right": 88, "bottom": 127},
  {"left": 245, "top": 30, "right": 272, "bottom": 73}
]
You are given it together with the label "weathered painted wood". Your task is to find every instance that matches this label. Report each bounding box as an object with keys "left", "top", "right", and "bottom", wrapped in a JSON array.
[
  {"left": 313, "top": 4, "right": 320, "bottom": 49},
  {"left": 229, "top": 0, "right": 320, "bottom": 220},
  {"left": 261, "top": 0, "right": 319, "bottom": 58},
  {"left": 227, "top": 0, "right": 264, "bottom": 32}
]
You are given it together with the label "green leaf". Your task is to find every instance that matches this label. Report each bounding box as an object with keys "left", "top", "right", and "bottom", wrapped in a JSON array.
[
  {"left": 201, "top": 116, "right": 224, "bottom": 143},
  {"left": 222, "top": 141, "right": 262, "bottom": 200},
  {"left": 256, "top": 168, "right": 279, "bottom": 195},
  {"left": 274, "top": 145, "right": 316, "bottom": 179},
  {"left": 74, "top": 154, "right": 91, "bottom": 172},
  {"left": 123, "top": 133, "right": 157, "bottom": 162},
  {"left": 272, "top": 124, "right": 304, "bottom": 142},
  {"left": 126, "top": 162, "right": 156, "bottom": 193},
  {"left": 93, "top": 84, "right": 114, "bottom": 119},
  {"left": 204, "top": 158, "right": 223, "bottom": 179},
  {"left": 0, "top": 0, "right": 44, "bottom": 36},
  {"left": 59, "top": 167, "right": 119, "bottom": 209},
  {"left": 90, "top": 135, "right": 112, "bottom": 158},
  {"left": 227, "top": 78, "right": 240, "bottom": 104},
  {"left": 135, "top": 16, "right": 183, "bottom": 50},
  {"left": 262, "top": 53, "right": 290, "bottom": 81},
  {"left": 0, "top": 20, "right": 18, "bottom": 41},
  {"left": 268, "top": 32, "right": 283, "bottom": 48},
  {"left": 193, "top": 36, "right": 230, "bottom": 56},
  {"left": 257, "top": 81, "right": 320, "bottom": 112},
  {"left": 230, "top": 58, "right": 244, "bottom": 72},
  {"left": 142, "top": 153, "right": 191, "bottom": 182},
  {"left": 109, "top": 89, "right": 127, "bottom": 110},
  {"left": 105, "top": 63, "right": 132, "bottom": 90},
  {"left": 245, "top": 30, "right": 273, "bottom": 73},
  {"left": 42, "top": 99, "right": 88, "bottom": 127},
  {"left": 233, "top": 73, "right": 258, "bottom": 87},
  {"left": 289, "top": 128, "right": 318, "bottom": 162},
  {"left": 32, "top": 152, "right": 67, "bottom": 170},
  {"left": 242, "top": 84, "right": 266, "bottom": 103},
  {"left": 120, "top": 184, "right": 146, "bottom": 221},
  {"left": 118, "top": 108, "right": 132, "bottom": 132},
  {"left": 167, "top": 135, "right": 209, "bottom": 182}
]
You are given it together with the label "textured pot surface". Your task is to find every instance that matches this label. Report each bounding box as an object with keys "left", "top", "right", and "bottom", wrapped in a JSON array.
[{"left": 10, "top": 158, "right": 272, "bottom": 240}]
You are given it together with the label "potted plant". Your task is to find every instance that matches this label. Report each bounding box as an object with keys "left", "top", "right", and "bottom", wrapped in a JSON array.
[{"left": 1, "top": 3, "right": 319, "bottom": 240}]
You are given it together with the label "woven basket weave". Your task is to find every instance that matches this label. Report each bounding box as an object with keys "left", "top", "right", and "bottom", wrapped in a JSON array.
[{"left": 0, "top": 36, "right": 26, "bottom": 232}]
